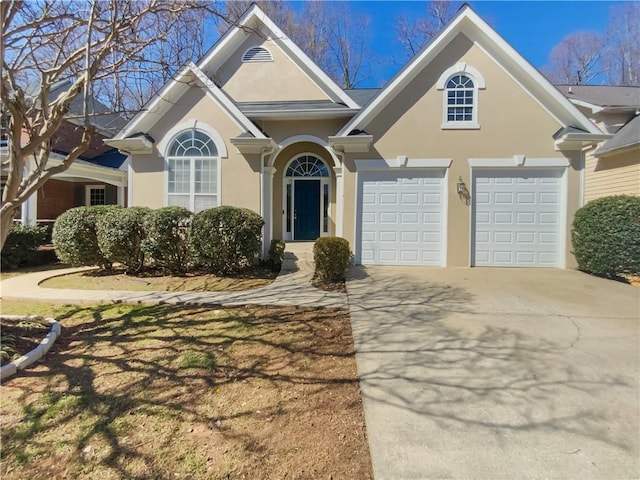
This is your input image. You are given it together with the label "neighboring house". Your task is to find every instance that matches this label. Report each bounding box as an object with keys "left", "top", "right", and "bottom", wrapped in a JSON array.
[
  {"left": 107, "top": 4, "right": 606, "bottom": 268},
  {"left": 1, "top": 80, "right": 129, "bottom": 232},
  {"left": 556, "top": 85, "right": 640, "bottom": 203}
]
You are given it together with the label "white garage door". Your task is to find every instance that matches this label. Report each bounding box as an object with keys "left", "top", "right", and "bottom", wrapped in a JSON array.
[
  {"left": 358, "top": 170, "right": 445, "bottom": 265},
  {"left": 472, "top": 169, "right": 564, "bottom": 267}
]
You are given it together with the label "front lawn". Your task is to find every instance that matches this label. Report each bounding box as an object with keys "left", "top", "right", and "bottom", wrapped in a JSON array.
[
  {"left": 39, "top": 266, "right": 277, "bottom": 292},
  {"left": 0, "top": 301, "right": 372, "bottom": 479}
]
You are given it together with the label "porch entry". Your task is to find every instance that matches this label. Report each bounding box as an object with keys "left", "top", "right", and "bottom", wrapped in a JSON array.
[{"left": 283, "top": 154, "right": 330, "bottom": 241}]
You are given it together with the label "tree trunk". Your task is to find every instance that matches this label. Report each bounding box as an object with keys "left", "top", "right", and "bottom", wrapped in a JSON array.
[{"left": 0, "top": 206, "right": 20, "bottom": 250}]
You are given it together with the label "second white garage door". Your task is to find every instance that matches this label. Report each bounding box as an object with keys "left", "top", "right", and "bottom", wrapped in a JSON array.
[
  {"left": 358, "top": 170, "right": 445, "bottom": 265},
  {"left": 472, "top": 169, "right": 564, "bottom": 267}
]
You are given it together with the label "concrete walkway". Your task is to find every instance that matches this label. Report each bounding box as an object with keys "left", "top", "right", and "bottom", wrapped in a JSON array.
[{"left": 0, "top": 242, "right": 347, "bottom": 309}]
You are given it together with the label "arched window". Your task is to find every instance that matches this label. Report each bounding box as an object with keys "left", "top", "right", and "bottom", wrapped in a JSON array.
[
  {"left": 446, "top": 74, "right": 475, "bottom": 123},
  {"left": 285, "top": 155, "right": 330, "bottom": 177},
  {"left": 437, "top": 63, "right": 485, "bottom": 129},
  {"left": 167, "top": 130, "right": 218, "bottom": 212}
]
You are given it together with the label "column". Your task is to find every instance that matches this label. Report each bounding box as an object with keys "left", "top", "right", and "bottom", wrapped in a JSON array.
[
  {"left": 334, "top": 166, "right": 344, "bottom": 237},
  {"left": 262, "top": 166, "right": 276, "bottom": 256}
]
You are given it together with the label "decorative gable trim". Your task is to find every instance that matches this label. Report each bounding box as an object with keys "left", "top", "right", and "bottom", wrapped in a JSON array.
[
  {"left": 437, "top": 62, "right": 486, "bottom": 89},
  {"left": 336, "top": 4, "right": 600, "bottom": 137},
  {"left": 197, "top": 4, "right": 359, "bottom": 109}
]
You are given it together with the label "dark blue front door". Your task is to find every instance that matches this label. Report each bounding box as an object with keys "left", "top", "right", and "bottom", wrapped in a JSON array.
[{"left": 294, "top": 180, "right": 320, "bottom": 240}]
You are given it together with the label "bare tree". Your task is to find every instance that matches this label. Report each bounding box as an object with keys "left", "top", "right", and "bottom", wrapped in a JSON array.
[
  {"left": 542, "top": 31, "right": 605, "bottom": 85},
  {"left": 396, "top": 1, "right": 461, "bottom": 59},
  {"left": 604, "top": 2, "right": 640, "bottom": 86},
  {"left": 0, "top": 0, "right": 224, "bottom": 249},
  {"left": 218, "top": 1, "right": 372, "bottom": 89}
]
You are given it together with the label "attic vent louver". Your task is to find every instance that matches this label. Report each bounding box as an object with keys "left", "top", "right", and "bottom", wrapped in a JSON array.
[{"left": 242, "top": 46, "right": 273, "bottom": 63}]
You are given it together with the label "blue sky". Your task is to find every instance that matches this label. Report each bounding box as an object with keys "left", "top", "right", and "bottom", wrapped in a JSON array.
[{"left": 293, "top": 1, "right": 627, "bottom": 87}]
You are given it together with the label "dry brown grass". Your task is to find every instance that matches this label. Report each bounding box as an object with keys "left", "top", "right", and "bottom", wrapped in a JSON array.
[
  {"left": 39, "top": 267, "right": 277, "bottom": 292},
  {"left": 0, "top": 300, "right": 372, "bottom": 480}
]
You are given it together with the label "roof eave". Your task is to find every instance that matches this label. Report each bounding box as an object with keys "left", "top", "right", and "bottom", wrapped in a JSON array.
[
  {"left": 229, "top": 136, "right": 276, "bottom": 154},
  {"left": 328, "top": 135, "right": 374, "bottom": 153},
  {"left": 104, "top": 136, "right": 154, "bottom": 154},
  {"left": 244, "top": 108, "right": 359, "bottom": 121},
  {"left": 554, "top": 132, "right": 612, "bottom": 151}
]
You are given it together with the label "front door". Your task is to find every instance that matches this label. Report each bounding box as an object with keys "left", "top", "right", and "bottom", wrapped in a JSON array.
[{"left": 294, "top": 179, "right": 321, "bottom": 240}]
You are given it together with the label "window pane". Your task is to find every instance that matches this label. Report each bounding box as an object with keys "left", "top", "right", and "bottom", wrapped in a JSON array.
[
  {"left": 195, "top": 158, "right": 216, "bottom": 193},
  {"left": 89, "top": 188, "right": 105, "bottom": 206},
  {"left": 168, "top": 159, "right": 190, "bottom": 193},
  {"left": 168, "top": 194, "right": 190, "bottom": 209},
  {"left": 194, "top": 195, "right": 217, "bottom": 213}
]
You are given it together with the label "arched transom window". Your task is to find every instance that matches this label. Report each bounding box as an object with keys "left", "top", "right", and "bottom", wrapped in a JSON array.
[
  {"left": 167, "top": 130, "right": 218, "bottom": 212},
  {"left": 285, "top": 155, "right": 330, "bottom": 177},
  {"left": 446, "top": 74, "right": 475, "bottom": 123}
]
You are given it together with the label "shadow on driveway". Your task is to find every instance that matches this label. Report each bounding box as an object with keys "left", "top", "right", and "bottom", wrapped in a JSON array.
[{"left": 347, "top": 266, "right": 639, "bottom": 480}]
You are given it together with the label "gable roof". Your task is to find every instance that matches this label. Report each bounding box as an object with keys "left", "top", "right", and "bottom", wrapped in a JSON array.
[
  {"left": 555, "top": 85, "right": 640, "bottom": 112},
  {"left": 337, "top": 4, "right": 601, "bottom": 137},
  {"left": 111, "top": 62, "right": 265, "bottom": 141},
  {"left": 595, "top": 114, "right": 640, "bottom": 157},
  {"left": 197, "top": 4, "right": 359, "bottom": 110}
]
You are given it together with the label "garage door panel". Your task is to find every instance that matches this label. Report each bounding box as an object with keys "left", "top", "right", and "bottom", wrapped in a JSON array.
[
  {"left": 473, "top": 169, "right": 563, "bottom": 267},
  {"left": 359, "top": 171, "right": 444, "bottom": 266}
]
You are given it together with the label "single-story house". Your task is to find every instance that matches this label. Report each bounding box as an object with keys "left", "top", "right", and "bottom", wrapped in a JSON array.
[
  {"left": 555, "top": 85, "right": 640, "bottom": 203},
  {"left": 1, "top": 80, "right": 128, "bottom": 232},
  {"left": 107, "top": 4, "right": 608, "bottom": 268}
]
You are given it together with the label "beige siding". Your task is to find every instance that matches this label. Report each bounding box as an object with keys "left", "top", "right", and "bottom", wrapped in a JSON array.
[
  {"left": 585, "top": 147, "right": 640, "bottom": 203},
  {"left": 130, "top": 86, "right": 261, "bottom": 213},
  {"left": 340, "top": 33, "right": 581, "bottom": 267},
  {"left": 216, "top": 34, "right": 328, "bottom": 103}
]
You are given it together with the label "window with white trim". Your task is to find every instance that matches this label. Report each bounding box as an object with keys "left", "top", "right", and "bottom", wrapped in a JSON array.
[
  {"left": 167, "top": 130, "right": 218, "bottom": 212},
  {"left": 437, "top": 64, "right": 485, "bottom": 129},
  {"left": 446, "top": 74, "right": 475, "bottom": 122},
  {"left": 86, "top": 186, "right": 106, "bottom": 205}
]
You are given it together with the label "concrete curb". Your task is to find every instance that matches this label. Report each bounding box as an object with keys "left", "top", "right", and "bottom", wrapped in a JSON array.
[{"left": 0, "top": 315, "right": 61, "bottom": 381}]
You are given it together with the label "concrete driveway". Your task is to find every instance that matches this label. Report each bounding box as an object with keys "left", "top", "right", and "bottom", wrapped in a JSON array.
[{"left": 346, "top": 267, "right": 639, "bottom": 479}]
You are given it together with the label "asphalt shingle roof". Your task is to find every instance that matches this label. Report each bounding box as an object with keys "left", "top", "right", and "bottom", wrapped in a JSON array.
[
  {"left": 555, "top": 85, "right": 640, "bottom": 109},
  {"left": 596, "top": 114, "right": 640, "bottom": 156}
]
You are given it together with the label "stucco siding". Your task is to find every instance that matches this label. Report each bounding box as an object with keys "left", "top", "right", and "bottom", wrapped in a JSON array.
[
  {"left": 585, "top": 148, "right": 640, "bottom": 202},
  {"left": 340, "top": 33, "right": 580, "bottom": 268},
  {"left": 130, "top": 86, "right": 261, "bottom": 213},
  {"left": 216, "top": 34, "right": 328, "bottom": 103}
]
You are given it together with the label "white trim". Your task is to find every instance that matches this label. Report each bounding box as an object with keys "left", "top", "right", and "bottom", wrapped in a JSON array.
[
  {"left": 469, "top": 166, "right": 568, "bottom": 268},
  {"left": 188, "top": 63, "right": 265, "bottom": 138},
  {"left": 436, "top": 62, "right": 486, "bottom": 89},
  {"left": 281, "top": 153, "right": 332, "bottom": 240},
  {"left": 336, "top": 5, "right": 601, "bottom": 138},
  {"left": 158, "top": 120, "right": 228, "bottom": 159},
  {"left": 163, "top": 128, "right": 222, "bottom": 212},
  {"left": 441, "top": 123, "right": 480, "bottom": 130},
  {"left": 85, "top": 185, "right": 106, "bottom": 206},
  {"left": 468, "top": 156, "right": 570, "bottom": 168},
  {"left": 127, "top": 162, "right": 133, "bottom": 206},
  {"left": 197, "top": 5, "right": 358, "bottom": 109},
  {"left": 270, "top": 135, "right": 341, "bottom": 168},
  {"left": 355, "top": 158, "right": 452, "bottom": 170},
  {"left": 353, "top": 169, "right": 448, "bottom": 266}
]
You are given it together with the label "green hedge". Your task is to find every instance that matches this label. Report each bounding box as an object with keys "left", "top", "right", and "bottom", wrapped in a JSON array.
[
  {"left": 96, "top": 207, "right": 151, "bottom": 273},
  {"left": 142, "top": 207, "right": 193, "bottom": 274},
  {"left": 571, "top": 195, "right": 640, "bottom": 278},
  {"left": 313, "top": 237, "right": 351, "bottom": 282},
  {"left": 53, "top": 206, "right": 120, "bottom": 269},
  {"left": 1, "top": 224, "right": 48, "bottom": 270},
  {"left": 189, "top": 206, "right": 264, "bottom": 275}
]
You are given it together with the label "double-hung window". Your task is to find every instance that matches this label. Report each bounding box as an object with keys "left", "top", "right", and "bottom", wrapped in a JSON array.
[
  {"left": 167, "top": 130, "right": 218, "bottom": 212},
  {"left": 446, "top": 74, "right": 475, "bottom": 123}
]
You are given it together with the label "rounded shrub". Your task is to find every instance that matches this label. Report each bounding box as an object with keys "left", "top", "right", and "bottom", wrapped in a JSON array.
[
  {"left": 1, "top": 224, "right": 48, "bottom": 270},
  {"left": 189, "top": 206, "right": 264, "bottom": 275},
  {"left": 52, "top": 205, "right": 119, "bottom": 269},
  {"left": 571, "top": 195, "right": 640, "bottom": 278},
  {"left": 142, "top": 206, "right": 193, "bottom": 274},
  {"left": 313, "top": 237, "right": 351, "bottom": 282},
  {"left": 96, "top": 207, "right": 151, "bottom": 273}
]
